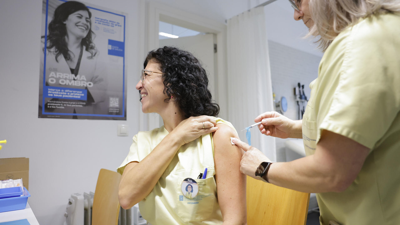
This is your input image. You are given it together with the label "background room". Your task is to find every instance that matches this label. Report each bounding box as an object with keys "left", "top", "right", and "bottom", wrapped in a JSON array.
[{"left": 0, "top": 0, "right": 321, "bottom": 224}]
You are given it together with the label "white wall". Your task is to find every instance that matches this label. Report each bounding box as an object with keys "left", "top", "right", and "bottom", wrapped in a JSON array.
[
  {"left": 0, "top": 0, "right": 141, "bottom": 224},
  {"left": 268, "top": 40, "right": 321, "bottom": 121},
  {"left": 268, "top": 40, "right": 321, "bottom": 162},
  {"left": 264, "top": 0, "right": 323, "bottom": 57}
]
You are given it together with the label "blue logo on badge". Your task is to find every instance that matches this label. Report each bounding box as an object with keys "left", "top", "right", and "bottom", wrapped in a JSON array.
[
  {"left": 108, "top": 40, "right": 124, "bottom": 57},
  {"left": 179, "top": 195, "right": 183, "bottom": 201}
]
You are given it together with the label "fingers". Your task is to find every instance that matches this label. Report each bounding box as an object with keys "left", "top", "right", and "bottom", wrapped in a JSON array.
[
  {"left": 260, "top": 118, "right": 283, "bottom": 129},
  {"left": 201, "top": 121, "right": 215, "bottom": 129},
  {"left": 260, "top": 125, "right": 275, "bottom": 136},
  {"left": 231, "top": 138, "right": 252, "bottom": 152},
  {"left": 258, "top": 125, "right": 268, "bottom": 135},
  {"left": 199, "top": 126, "right": 218, "bottom": 136},
  {"left": 199, "top": 120, "right": 218, "bottom": 130},
  {"left": 255, "top": 111, "right": 279, "bottom": 122},
  {"left": 256, "top": 118, "right": 280, "bottom": 135},
  {"left": 195, "top": 116, "right": 217, "bottom": 126},
  {"left": 189, "top": 116, "right": 218, "bottom": 131}
]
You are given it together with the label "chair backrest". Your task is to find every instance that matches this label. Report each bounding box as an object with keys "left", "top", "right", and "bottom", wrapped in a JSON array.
[
  {"left": 92, "top": 168, "right": 121, "bottom": 225},
  {"left": 247, "top": 176, "right": 310, "bottom": 225}
]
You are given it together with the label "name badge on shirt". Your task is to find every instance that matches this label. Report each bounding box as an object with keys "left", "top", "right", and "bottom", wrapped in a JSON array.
[{"left": 181, "top": 178, "right": 198, "bottom": 199}]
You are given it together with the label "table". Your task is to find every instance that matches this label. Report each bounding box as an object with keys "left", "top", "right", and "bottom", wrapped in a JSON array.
[{"left": 0, "top": 203, "right": 39, "bottom": 225}]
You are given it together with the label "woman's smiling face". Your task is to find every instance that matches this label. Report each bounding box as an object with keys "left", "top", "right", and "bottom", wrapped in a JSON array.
[
  {"left": 136, "top": 60, "right": 167, "bottom": 113},
  {"left": 64, "top": 10, "right": 91, "bottom": 39}
]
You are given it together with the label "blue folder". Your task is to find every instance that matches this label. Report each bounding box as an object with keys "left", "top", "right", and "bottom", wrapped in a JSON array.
[{"left": 0, "top": 219, "right": 30, "bottom": 225}]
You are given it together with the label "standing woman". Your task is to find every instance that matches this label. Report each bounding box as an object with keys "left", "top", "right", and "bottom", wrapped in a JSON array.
[
  {"left": 39, "top": 1, "right": 106, "bottom": 117},
  {"left": 118, "top": 47, "right": 246, "bottom": 224},
  {"left": 234, "top": 0, "right": 400, "bottom": 224}
]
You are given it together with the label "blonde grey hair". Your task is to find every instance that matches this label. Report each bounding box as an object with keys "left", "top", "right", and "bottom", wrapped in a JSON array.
[{"left": 308, "top": 0, "right": 400, "bottom": 51}]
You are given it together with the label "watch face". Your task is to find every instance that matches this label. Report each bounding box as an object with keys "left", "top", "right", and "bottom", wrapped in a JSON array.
[
  {"left": 256, "top": 164, "right": 265, "bottom": 176},
  {"left": 256, "top": 162, "right": 270, "bottom": 177}
]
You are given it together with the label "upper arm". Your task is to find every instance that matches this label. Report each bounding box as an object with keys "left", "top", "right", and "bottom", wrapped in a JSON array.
[
  {"left": 119, "top": 161, "right": 139, "bottom": 190},
  {"left": 119, "top": 161, "right": 139, "bottom": 178},
  {"left": 118, "top": 161, "right": 139, "bottom": 208},
  {"left": 314, "top": 130, "right": 369, "bottom": 192},
  {"left": 213, "top": 124, "right": 247, "bottom": 224}
]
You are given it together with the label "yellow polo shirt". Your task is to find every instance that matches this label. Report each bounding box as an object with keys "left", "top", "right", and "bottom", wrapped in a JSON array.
[
  {"left": 302, "top": 12, "right": 400, "bottom": 225},
  {"left": 118, "top": 118, "right": 236, "bottom": 225}
]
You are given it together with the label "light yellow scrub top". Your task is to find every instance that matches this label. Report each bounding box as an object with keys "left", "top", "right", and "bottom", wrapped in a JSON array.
[
  {"left": 118, "top": 118, "right": 236, "bottom": 225},
  {"left": 302, "top": 12, "right": 400, "bottom": 225}
]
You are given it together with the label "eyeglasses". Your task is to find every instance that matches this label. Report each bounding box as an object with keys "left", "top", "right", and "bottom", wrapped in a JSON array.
[
  {"left": 288, "top": 0, "right": 301, "bottom": 12},
  {"left": 140, "top": 69, "right": 163, "bottom": 83}
]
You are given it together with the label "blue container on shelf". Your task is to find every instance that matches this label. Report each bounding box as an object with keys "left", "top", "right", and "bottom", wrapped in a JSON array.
[
  {"left": 0, "top": 187, "right": 30, "bottom": 213},
  {"left": 0, "top": 187, "right": 23, "bottom": 199}
]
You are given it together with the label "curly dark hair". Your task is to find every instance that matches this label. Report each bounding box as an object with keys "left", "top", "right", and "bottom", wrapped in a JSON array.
[
  {"left": 43, "top": 1, "right": 97, "bottom": 62},
  {"left": 144, "top": 46, "right": 220, "bottom": 118}
]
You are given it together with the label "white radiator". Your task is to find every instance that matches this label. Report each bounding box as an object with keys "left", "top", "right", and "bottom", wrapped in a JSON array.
[{"left": 64, "top": 192, "right": 147, "bottom": 225}]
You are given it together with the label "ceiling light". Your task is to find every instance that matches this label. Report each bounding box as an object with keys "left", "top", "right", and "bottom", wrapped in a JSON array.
[{"left": 159, "top": 32, "right": 179, "bottom": 38}]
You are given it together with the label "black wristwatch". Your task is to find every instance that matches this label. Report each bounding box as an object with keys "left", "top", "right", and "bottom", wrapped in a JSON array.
[{"left": 255, "top": 162, "right": 273, "bottom": 183}]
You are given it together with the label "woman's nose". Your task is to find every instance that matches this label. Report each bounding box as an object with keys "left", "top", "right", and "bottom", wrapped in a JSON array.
[
  {"left": 136, "top": 80, "right": 143, "bottom": 90},
  {"left": 81, "top": 18, "right": 89, "bottom": 25},
  {"left": 293, "top": 10, "right": 303, "bottom": 21}
]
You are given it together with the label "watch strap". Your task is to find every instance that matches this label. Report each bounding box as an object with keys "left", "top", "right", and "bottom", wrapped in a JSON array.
[{"left": 255, "top": 161, "right": 272, "bottom": 183}]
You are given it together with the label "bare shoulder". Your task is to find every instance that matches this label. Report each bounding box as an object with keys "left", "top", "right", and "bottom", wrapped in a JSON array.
[
  {"left": 213, "top": 123, "right": 240, "bottom": 156},
  {"left": 213, "top": 123, "right": 238, "bottom": 140}
]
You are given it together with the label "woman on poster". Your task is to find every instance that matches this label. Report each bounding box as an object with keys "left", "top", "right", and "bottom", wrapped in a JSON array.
[{"left": 39, "top": 1, "right": 107, "bottom": 118}]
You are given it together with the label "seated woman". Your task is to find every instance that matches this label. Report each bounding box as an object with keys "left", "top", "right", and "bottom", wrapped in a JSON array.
[{"left": 118, "top": 46, "right": 246, "bottom": 224}]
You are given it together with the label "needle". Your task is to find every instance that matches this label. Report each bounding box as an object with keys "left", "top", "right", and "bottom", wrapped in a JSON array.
[{"left": 241, "top": 122, "right": 262, "bottom": 131}]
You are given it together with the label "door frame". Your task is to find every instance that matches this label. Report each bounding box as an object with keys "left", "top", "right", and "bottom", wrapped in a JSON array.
[{"left": 144, "top": 2, "right": 228, "bottom": 130}]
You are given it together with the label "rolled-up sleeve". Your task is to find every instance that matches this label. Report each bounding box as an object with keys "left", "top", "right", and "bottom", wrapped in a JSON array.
[{"left": 117, "top": 134, "right": 140, "bottom": 175}]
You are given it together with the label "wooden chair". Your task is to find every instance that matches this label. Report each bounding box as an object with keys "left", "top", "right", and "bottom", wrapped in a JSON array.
[
  {"left": 92, "top": 169, "right": 122, "bottom": 225},
  {"left": 247, "top": 176, "right": 310, "bottom": 225}
]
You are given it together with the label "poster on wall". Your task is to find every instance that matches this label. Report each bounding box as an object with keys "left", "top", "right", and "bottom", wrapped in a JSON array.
[{"left": 39, "top": 0, "right": 127, "bottom": 120}]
